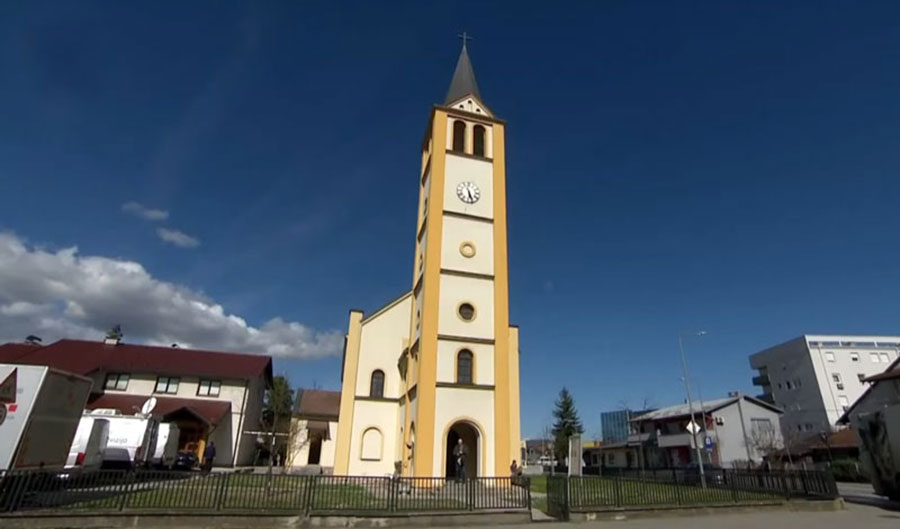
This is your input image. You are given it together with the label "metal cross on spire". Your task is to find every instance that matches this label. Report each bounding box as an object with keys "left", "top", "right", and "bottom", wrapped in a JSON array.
[{"left": 457, "top": 31, "right": 473, "bottom": 50}]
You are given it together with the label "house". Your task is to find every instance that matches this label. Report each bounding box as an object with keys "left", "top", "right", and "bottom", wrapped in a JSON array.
[
  {"left": 288, "top": 389, "right": 341, "bottom": 472},
  {"left": 0, "top": 338, "right": 272, "bottom": 466},
  {"left": 750, "top": 335, "right": 900, "bottom": 437},
  {"left": 630, "top": 393, "right": 783, "bottom": 468}
]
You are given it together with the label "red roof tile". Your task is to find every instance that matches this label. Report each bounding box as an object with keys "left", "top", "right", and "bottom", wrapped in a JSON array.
[
  {"left": 86, "top": 393, "right": 231, "bottom": 426},
  {"left": 2, "top": 339, "right": 272, "bottom": 383},
  {"left": 0, "top": 343, "right": 42, "bottom": 363}
]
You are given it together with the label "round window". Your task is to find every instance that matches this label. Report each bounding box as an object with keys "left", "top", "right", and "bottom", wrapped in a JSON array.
[
  {"left": 459, "top": 242, "right": 476, "bottom": 258},
  {"left": 458, "top": 303, "right": 476, "bottom": 321}
]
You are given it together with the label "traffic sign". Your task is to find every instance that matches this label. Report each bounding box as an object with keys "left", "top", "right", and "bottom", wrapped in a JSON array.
[
  {"left": 0, "top": 369, "right": 16, "bottom": 404},
  {"left": 704, "top": 436, "right": 713, "bottom": 453},
  {"left": 685, "top": 420, "right": 701, "bottom": 435}
]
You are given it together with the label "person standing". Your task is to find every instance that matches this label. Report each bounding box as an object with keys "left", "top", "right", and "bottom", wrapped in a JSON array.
[
  {"left": 203, "top": 441, "right": 216, "bottom": 473},
  {"left": 453, "top": 438, "right": 468, "bottom": 481}
]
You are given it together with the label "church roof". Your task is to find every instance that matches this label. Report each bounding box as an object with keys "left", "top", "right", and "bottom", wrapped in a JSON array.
[{"left": 444, "top": 42, "right": 482, "bottom": 105}]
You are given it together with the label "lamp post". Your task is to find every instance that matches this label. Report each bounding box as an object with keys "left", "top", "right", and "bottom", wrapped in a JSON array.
[{"left": 678, "top": 331, "right": 707, "bottom": 489}]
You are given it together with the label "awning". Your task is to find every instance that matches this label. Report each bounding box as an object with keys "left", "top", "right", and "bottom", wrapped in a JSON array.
[{"left": 306, "top": 420, "right": 331, "bottom": 440}]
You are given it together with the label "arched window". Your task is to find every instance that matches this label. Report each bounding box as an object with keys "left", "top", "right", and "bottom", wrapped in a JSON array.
[
  {"left": 457, "top": 350, "right": 474, "bottom": 384},
  {"left": 473, "top": 125, "right": 486, "bottom": 157},
  {"left": 370, "top": 370, "right": 385, "bottom": 398},
  {"left": 361, "top": 428, "right": 383, "bottom": 461},
  {"left": 452, "top": 120, "right": 466, "bottom": 152}
]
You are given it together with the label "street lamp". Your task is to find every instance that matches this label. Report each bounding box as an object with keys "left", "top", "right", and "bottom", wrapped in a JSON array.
[{"left": 678, "top": 331, "right": 707, "bottom": 489}]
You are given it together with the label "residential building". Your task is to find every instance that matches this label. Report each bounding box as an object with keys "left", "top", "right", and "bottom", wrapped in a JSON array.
[
  {"left": 750, "top": 335, "right": 900, "bottom": 437},
  {"left": 630, "top": 394, "right": 783, "bottom": 468},
  {"left": 332, "top": 43, "right": 522, "bottom": 478},
  {"left": 288, "top": 389, "right": 340, "bottom": 472},
  {"left": 0, "top": 338, "right": 272, "bottom": 466}
]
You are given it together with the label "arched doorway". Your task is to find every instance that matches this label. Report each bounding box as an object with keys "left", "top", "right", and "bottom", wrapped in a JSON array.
[{"left": 445, "top": 421, "right": 479, "bottom": 479}]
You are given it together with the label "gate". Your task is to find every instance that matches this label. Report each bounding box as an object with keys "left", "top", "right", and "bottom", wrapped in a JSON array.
[{"left": 545, "top": 474, "right": 569, "bottom": 520}]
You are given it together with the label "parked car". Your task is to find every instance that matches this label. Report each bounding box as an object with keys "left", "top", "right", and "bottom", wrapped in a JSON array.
[{"left": 173, "top": 451, "right": 198, "bottom": 471}]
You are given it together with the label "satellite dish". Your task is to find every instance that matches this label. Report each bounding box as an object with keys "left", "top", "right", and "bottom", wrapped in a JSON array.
[{"left": 140, "top": 397, "right": 157, "bottom": 416}]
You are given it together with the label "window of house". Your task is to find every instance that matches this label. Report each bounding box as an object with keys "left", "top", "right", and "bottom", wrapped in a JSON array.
[
  {"left": 452, "top": 120, "right": 466, "bottom": 152},
  {"left": 777, "top": 382, "right": 782, "bottom": 389},
  {"left": 104, "top": 373, "right": 129, "bottom": 391},
  {"left": 850, "top": 353, "right": 859, "bottom": 362},
  {"left": 751, "top": 418, "right": 774, "bottom": 434},
  {"left": 473, "top": 125, "right": 486, "bottom": 157},
  {"left": 785, "top": 381, "right": 792, "bottom": 390},
  {"left": 870, "top": 353, "right": 880, "bottom": 362},
  {"left": 880, "top": 353, "right": 890, "bottom": 363},
  {"left": 794, "top": 378, "right": 802, "bottom": 388},
  {"left": 198, "top": 380, "right": 221, "bottom": 397},
  {"left": 458, "top": 302, "right": 476, "bottom": 321},
  {"left": 370, "top": 370, "right": 385, "bottom": 398},
  {"left": 105, "top": 373, "right": 129, "bottom": 391},
  {"left": 805, "top": 423, "right": 813, "bottom": 431},
  {"left": 858, "top": 373, "right": 866, "bottom": 382},
  {"left": 457, "top": 349, "right": 474, "bottom": 384},
  {"left": 838, "top": 395, "right": 850, "bottom": 412},
  {"left": 360, "top": 428, "right": 383, "bottom": 461},
  {"left": 155, "top": 376, "right": 180, "bottom": 394},
  {"left": 825, "top": 352, "right": 835, "bottom": 362},
  {"left": 831, "top": 373, "right": 841, "bottom": 383}
]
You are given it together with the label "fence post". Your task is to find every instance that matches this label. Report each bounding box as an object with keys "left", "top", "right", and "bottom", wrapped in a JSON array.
[
  {"left": 672, "top": 469, "right": 681, "bottom": 505},
  {"left": 781, "top": 472, "right": 790, "bottom": 500},
  {"left": 526, "top": 477, "right": 532, "bottom": 510},
  {"left": 215, "top": 472, "right": 230, "bottom": 511},
  {"left": 304, "top": 475, "right": 318, "bottom": 516},
  {"left": 388, "top": 476, "right": 396, "bottom": 513},
  {"left": 730, "top": 470, "right": 738, "bottom": 503},
  {"left": 467, "top": 478, "right": 475, "bottom": 511},
  {"left": 118, "top": 471, "right": 134, "bottom": 511}
]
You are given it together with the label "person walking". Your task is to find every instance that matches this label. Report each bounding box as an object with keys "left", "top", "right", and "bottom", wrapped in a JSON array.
[
  {"left": 453, "top": 438, "right": 468, "bottom": 481},
  {"left": 203, "top": 441, "right": 216, "bottom": 473}
]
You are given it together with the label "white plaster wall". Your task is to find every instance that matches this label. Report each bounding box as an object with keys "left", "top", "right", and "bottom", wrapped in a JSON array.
[
  {"left": 289, "top": 419, "right": 338, "bottom": 468},
  {"left": 440, "top": 216, "right": 494, "bottom": 275},
  {"left": 436, "top": 340, "right": 494, "bottom": 385},
  {"left": 413, "top": 290, "right": 423, "bottom": 342},
  {"left": 432, "top": 387, "right": 495, "bottom": 477},
  {"left": 713, "top": 401, "right": 783, "bottom": 467},
  {"left": 442, "top": 155, "right": 494, "bottom": 219},
  {"left": 437, "top": 274, "right": 494, "bottom": 340},
  {"left": 356, "top": 296, "right": 411, "bottom": 399},
  {"left": 347, "top": 400, "right": 399, "bottom": 476},
  {"left": 446, "top": 98, "right": 493, "bottom": 121}
]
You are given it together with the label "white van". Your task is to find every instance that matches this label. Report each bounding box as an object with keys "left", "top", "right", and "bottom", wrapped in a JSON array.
[
  {"left": 151, "top": 423, "right": 180, "bottom": 469},
  {"left": 91, "top": 413, "right": 158, "bottom": 469},
  {"left": 65, "top": 416, "right": 110, "bottom": 469}
]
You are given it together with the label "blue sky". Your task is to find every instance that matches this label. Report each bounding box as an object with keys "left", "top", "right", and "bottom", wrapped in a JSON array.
[{"left": 2, "top": 2, "right": 900, "bottom": 438}]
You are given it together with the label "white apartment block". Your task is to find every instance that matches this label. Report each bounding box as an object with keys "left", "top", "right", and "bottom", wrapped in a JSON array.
[{"left": 750, "top": 335, "right": 900, "bottom": 437}]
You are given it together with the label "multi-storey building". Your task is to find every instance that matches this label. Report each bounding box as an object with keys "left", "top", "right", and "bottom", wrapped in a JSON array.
[{"left": 750, "top": 335, "right": 900, "bottom": 437}]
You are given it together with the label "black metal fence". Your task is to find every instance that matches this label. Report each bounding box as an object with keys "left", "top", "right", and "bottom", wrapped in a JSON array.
[
  {"left": 547, "top": 469, "right": 838, "bottom": 520},
  {"left": 0, "top": 470, "right": 530, "bottom": 516}
]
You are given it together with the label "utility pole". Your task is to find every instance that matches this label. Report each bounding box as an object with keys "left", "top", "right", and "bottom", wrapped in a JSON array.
[{"left": 679, "top": 331, "right": 707, "bottom": 489}]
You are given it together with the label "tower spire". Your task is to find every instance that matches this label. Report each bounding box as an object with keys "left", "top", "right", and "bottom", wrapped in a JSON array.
[{"left": 444, "top": 33, "right": 481, "bottom": 105}]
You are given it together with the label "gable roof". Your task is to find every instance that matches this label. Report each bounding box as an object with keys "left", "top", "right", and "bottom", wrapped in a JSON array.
[
  {"left": 0, "top": 339, "right": 272, "bottom": 384},
  {"left": 631, "top": 395, "right": 782, "bottom": 422},
  {"left": 86, "top": 393, "right": 231, "bottom": 426},
  {"left": 294, "top": 388, "right": 340, "bottom": 420},
  {"left": 445, "top": 43, "right": 482, "bottom": 106}
]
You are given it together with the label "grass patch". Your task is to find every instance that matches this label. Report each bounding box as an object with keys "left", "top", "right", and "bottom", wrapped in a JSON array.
[
  {"left": 568, "top": 477, "right": 782, "bottom": 509},
  {"left": 530, "top": 475, "right": 547, "bottom": 494}
]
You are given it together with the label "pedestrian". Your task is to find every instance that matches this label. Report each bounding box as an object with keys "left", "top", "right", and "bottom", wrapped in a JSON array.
[
  {"left": 453, "top": 438, "right": 468, "bottom": 481},
  {"left": 510, "top": 460, "right": 522, "bottom": 486},
  {"left": 203, "top": 441, "right": 216, "bottom": 473}
]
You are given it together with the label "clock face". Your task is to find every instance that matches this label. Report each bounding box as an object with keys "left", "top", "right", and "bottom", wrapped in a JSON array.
[{"left": 456, "top": 181, "right": 480, "bottom": 204}]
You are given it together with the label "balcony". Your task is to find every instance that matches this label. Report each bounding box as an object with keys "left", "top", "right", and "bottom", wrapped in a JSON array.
[
  {"left": 752, "top": 374, "right": 770, "bottom": 386},
  {"left": 657, "top": 432, "right": 697, "bottom": 448}
]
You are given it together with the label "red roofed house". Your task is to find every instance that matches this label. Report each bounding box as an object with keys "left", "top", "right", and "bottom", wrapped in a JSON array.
[{"left": 0, "top": 338, "right": 273, "bottom": 467}]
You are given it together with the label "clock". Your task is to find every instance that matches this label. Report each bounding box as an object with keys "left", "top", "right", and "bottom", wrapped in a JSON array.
[{"left": 456, "top": 181, "right": 480, "bottom": 204}]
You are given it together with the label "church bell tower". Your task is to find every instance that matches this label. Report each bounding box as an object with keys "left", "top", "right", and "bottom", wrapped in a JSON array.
[{"left": 402, "top": 40, "right": 521, "bottom": 477}]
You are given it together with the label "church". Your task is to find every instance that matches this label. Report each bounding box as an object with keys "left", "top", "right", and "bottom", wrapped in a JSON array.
[{"left": 330, "top": 42, "right": 522, "bottom": 478}]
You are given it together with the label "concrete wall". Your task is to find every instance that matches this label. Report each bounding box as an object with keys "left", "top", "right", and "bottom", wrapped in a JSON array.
[{"left": 713, "top": 399, "right": 783, "bottom": 467}]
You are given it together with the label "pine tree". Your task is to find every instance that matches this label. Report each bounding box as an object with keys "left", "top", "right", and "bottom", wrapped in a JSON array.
[{"left": 551, "top": 387, "right": 584, "bottom": 463}]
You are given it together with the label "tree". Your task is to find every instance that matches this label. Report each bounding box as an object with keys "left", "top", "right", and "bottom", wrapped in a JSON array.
[
  {"left": 261, "top": 375, "right": 294, "bottom": 466},
  {"left": 551, "top": 387, "right": 584, "bottom": 464}
]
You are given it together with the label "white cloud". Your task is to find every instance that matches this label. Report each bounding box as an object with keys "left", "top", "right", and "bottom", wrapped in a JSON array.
[
  {"left": 0, "top": 232, "right": 342, "bottom": 359},
  {"left": 121, "top": 201, "right": 169, "bottom": 221},
  {"left": 156, "top": 228, "right": 200, "bottom": 248}
]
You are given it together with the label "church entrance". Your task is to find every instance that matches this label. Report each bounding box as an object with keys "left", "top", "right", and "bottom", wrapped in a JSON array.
[{"left": 445, "top": 421, "right": 479, "bottom": 479}]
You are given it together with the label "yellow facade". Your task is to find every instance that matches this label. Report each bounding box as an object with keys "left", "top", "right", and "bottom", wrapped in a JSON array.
[{"left": 333, "top": 45, "right": 521, "bottom": 478}]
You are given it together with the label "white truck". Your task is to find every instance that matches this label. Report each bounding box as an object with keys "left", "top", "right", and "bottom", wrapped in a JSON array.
[
  {"left": 88, "top": 411, "right": 159, "bottom": 469},
  {"left": 0, "top": 364, "right": 93, "bottom": 471},
  {"left": 150, "top": 422, "right": 180, "bottom": 469},
  {"left": 65, "top": 416, "right": 110, "bottom": 469},
  {"left": 856, "top": 403, "right": 900, "bottom": 501}
]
